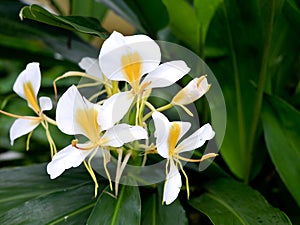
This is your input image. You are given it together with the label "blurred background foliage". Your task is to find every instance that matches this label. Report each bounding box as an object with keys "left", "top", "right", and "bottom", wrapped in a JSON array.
[{"left": 0, "top": 0, "right": 299, "bottom": 224}]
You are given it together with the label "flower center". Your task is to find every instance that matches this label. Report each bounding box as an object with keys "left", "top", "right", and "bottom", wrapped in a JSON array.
[
  {"left": 168, "top": 123, "right": 181, "bottom": 156},
  {"left": 23, "top": 81, "right": 40, "bottom": 114},
  {"left": 121, "top": 52, "right": 142, "bottom": 93},
  {"left": 76, "top": 107, "right": 100, "bottom": 142}
]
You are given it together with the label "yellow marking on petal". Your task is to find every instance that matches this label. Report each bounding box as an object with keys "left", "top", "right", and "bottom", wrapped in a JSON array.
[
  {"left": 76, "top": 107, "right": 99, "bottom": 142},
  {"left": 168, "top": 123, "right": 181, "bottom": 156},
  {"left": 23, "top": 81, "right": 40, "bottom": 114},
  {"left": 121, "top": 52, "right": 142, "bottom": 93}
]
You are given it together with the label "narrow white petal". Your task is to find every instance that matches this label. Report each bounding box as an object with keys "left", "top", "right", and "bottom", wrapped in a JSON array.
[
  {"left": 39, "top": 96, "right": 53, "bottom": 112},
  {"left": 170, "top": 121, "right": 191, "bottom": 142},
  {"left": 98, "top": 91, "right": 134, "bottom": 131},
  {"left": 99, "top": 31, "right": 160, "bottom": 82},
  {"left": 10, "top": 118, "right": 40, "bottom": 145},
  {"left": 176, "top": 123, "right": 215, "bottom": 153},
  {"left": 79, "top": 57, "right": 105, "bottom": 81},
  {"left": 56, "top": 85, "right": 101, "bottom": 141},
  {"left": 163, "top": 161, "right": 182, "bottom": 205},
  {"left": 47, "top": 144, "right": 93, "bottom": 179},
  {"left": 13, "top": 62, "right": 41, "bottom": 100},
  {"left": 172, "top": 76, "right": 210, "bottom": 105},
  {"left": 152, "top": 112, "right": 170, "bottom": 158},
  {"left": 101, "top": 124, "right": 148, "bottom": 147},
  {"left": 142, "top": 61, "right": 190, "bottom": 89}
]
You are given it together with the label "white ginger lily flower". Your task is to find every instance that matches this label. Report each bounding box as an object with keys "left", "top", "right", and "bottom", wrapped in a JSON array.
[
  {"left": 47, "top": 85, "right": 148, "bottom": 181},
  {"left": 152, "top": 112, "right": 217, "bottom": 205},
  {"left": 8, "top": 62, "right": 53, "bottom": 145},
  {"left": 172, "top": 75, "right": 211, "bottom": 105},
  {"left": 98, "top": 31, "right": 191, "bottom": 118}
]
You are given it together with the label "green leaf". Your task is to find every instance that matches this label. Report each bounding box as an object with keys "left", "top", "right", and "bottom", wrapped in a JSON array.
[
  {"left": 71, "top": 0, "right": 107, "bottom": 21},
  {"left": 194, "top": 0, "right": 222, "bottom": 48},
  {"left": 162, "top": 0, "right": 200, "bottom": 53},
  {"left": 141, "top": 188, "right": 188, "bottom": 225},
  {"left": 0, "top": 163, "right": 108, "bottom": 224},
  {"left": 262, "top": 95, "right": 300, "bottom": 206},
  {"left": 189, "top": 178, "right": 292, "bottom": 225},
  {"left": 96, "top": 0, "right": 145, "bottom": 32},
  {"left": 124, "top": 0, "right": 169, "bottom": 35},
  {"left": 20, "top": 4, "right": 109, "bottom": 39},
  {"left": 87, "top": 184, "right": 141, "bottom": 225}
]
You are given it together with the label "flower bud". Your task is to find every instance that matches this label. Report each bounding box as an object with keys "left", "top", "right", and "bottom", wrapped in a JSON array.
[{"left": 172, "top": 75, "right": 211, "bottom": 105}]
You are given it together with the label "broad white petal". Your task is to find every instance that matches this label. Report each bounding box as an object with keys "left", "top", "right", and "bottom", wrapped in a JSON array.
[
  {"left": 176, "top": 123, "right": 215, "bottom": 153},
  {"left": 141, "top": 61, "right": 190, "bottom": 89},
  {"left": 39, "top": 96, "right": 53, "bottom": 112},
  {"left": 163, "top": 161, "right": 182, "bottom": 205},
  {"left": 13, "top": 62, "right": 41, "bottom": 100},
  {"left": 101, "top": 124, "right": 148, "bottom": 147},
  {"left": 98, "top": 91, "right": 134, "bottom": 131},
  {"left": 152, "top": 112, "right": 170, "bottom": 158},
  {"left": 47, "top": 144, "right": 93, "bottom": 179},
  {"left": 56, "top": 85, "right": 101, "bottom": 141},
  {"left": 99, "top": 31, "right": 160, "bottom": 82},
  {"left": 10, "top": 118, "right": 40, "bottom": 145},
  {"left": 79, "top": 57, "right": 105, "bottom": 81}
]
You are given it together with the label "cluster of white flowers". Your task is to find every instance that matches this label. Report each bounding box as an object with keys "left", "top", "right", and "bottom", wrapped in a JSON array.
[{"left": 0, "top": 31, "right": 216, "bottom": 205}]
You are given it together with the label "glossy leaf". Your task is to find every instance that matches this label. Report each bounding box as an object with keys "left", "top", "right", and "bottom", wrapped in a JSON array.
[
  {"left": 141, "top": 187, "right": 188, "bottom": 225},
  {"left": 20, "top": 4, "right": 109, "bottom": 39},
  {"left": 262, "top": 95, "right": 300, "bottom": 206},
  {"left": 162, "top": 0, "right": 200, "bottom": 53},
  {"left": 87, "top": 185, "right": 141, "bottom": 225},
  {"left": 0, "top": 163, "right": 107, "bottom": 224},
  {"left": 0, "top": 1, "right": 97, "bottom": 63},
  {"left": 71, "top": 0, "right": 107, "bottom": 21},
  {"left": 194, "top": 0, "right": 222, "bottom": 49},
  {"left": 189, "top": 178, "right": 292, "bottom": 225}
]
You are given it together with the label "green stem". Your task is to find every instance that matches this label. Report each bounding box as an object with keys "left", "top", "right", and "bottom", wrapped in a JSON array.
[
  {"left": 244, "top": 0, "right": 275, "bottom": 183},
  {"left": 222, "top": 1, "right": 247, "bottom": 177}
]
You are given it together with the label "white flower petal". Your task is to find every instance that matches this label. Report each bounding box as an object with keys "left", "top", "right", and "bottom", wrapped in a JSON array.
[
  {"left": 10, "top": 118, "right": 40, "bottom": 145},
  {"left": 172, "top": 76, "right": 210, "bottom": 105},
  {"left": 13, "top": 62, "right": 41, "bottom": 100},
  {"left": 152, "top": 112, "right": 170, "bottom": 158},
  {"left": 101, "top": 124, "right": 148, "bottom": 147},
  {"left": 99, "top": 31, "right": 160, "bottom": 83},
  {"left": 163, "top": 161, "right": 182, "bottom": 205},
  {"left": 39, "top": 96, "right": 53, "bottom": 112},
  {"left": 176, "top": 123, "right": 215, "bottom": 153},
  {"left": 98, "top": 91, "right": 134, "bottom": 131},
  {"left": 79, "top": 57, "right": 105, "bottom": 81},
  {"left": 56, "top": 85, "right": 101, "bottom": 141},
  {"left": 141, "top": 60, "right": 190, "bottom": 89},
  {"left": 47, "top": 144, "right": 93, "bottom": 179},
  {"left": 170, "top": 121, "right": 191, "bottom": 141}
]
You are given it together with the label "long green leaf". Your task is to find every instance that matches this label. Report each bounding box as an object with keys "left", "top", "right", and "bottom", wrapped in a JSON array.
[
  {"left": 194, "top": 0, "right": 222, "bottom": 56},
  {"left": 87, "top": 185, "right": 141, "bottom": 225},
  {"left": 162, "top": 0, "right": 200, "bottom": 53},
  {"left": 20, "top": 4, "right": 109, "bottom": 39},
  {"left": 189, "top": 178, "right": 292, "bottom": 225},
  {"left": 262, "top": 95, "right": 300, "bottom": 206},
  {"left": 0, "top": 163, "right": 107, "bottom": 224},
  {"left": 141, "top": 187, "right": 188, "bottom": 225},
  {"left": 71, "top": 0, "right": 107, "bottom": 21}
]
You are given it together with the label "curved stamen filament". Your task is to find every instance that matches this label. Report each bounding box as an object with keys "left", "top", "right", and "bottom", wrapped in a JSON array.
[
  {"left": 71, "top": 139, "right": 94, "bottom": 151},
  {"left": 174, "top": 153, "right": 218, "bottom": 162},
  {"left": 0, "top": 110, "right": 42, "bottom": 121},
  {"left": 53, "top": 71, "right": 104, "bottom": 102}
]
